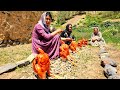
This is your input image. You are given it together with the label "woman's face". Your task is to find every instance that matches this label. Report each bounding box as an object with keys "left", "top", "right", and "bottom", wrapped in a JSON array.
[
  {"left": 94, "top": 28, "right": 98, "bottom": 35},
  {"left": 45, "top": 15, "right": 51, "bottom": 26},
  {"left": 68, "top": 25, "right": 72, "bottom": 31}
]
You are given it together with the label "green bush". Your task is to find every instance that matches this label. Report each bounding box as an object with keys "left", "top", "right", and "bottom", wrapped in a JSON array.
[
  {"left": 56, "top": 11, "right": 84, "bottom": 25},
  {"left": 101, "top": 11, "right": 120, "bottom": 19},
  {"left": 53, "top": 11, "right": 120, "bottom": 45},
  {"left": 85, "top": 15, "right": 102, "bottom": 27}
]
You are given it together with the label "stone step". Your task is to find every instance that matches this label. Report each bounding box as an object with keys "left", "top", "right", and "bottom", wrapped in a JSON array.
[
  {"left": 0, "top": 63, "right": 17, "bottom": 75},
  {"left": 0, "top": 54, "right": 35, "bottom": 75}
]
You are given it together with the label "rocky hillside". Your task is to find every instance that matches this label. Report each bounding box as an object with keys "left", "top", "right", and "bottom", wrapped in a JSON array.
[
  {"left": 0, "top": 11, "right": 84, "bottom": 47},
  {"left": 0, "top": 11, "right": 44, "bottom": 47}
]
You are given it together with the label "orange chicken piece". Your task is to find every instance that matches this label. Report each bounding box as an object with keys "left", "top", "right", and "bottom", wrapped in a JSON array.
[
  {"left": 32, "top": 48, "right": 50, "bottom": 79},
  {"left": 69, "top": 41, "right": 78, "bottom": 52},
  {"left": 60, "top": 40, "right": 70, "bottom": 60}
]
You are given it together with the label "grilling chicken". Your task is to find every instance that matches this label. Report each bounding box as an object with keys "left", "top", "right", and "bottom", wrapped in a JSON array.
[{"left": 32, "top": 47, "right": 50, "bottom": 79}]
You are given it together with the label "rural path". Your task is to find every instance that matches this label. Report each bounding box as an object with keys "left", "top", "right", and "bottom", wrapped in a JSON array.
[{"left": 61, "top": 14, "right": 86, "bottom": 28}]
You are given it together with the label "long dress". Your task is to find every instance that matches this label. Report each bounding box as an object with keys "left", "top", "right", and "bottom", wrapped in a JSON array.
[
  {"left": 32, "top": 23, "right": 61, "bottom": 60},
  {"left": 90, "top": 31, "right": 106, "bottom": 46}
]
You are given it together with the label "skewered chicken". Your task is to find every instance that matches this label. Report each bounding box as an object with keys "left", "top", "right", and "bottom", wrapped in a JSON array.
[
  {"left": 32, "top": 48, "right": 50, "bottom": 79},
  {"left": 69, "top": 41, "right": 78, "bottom": 52},
  {"left": 60, "top": 40, "right": 77, "bottom": 66}
]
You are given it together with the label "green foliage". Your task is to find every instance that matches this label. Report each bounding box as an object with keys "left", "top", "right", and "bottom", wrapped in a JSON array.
[
  {"left": 53, "top": 11, "right": 120, "bottom": 45},
  {"left": 56, "top": 11, "right": 66, "bottom": 25},
  {"left": 72, "top": 26, "right": 93, "bottom": 41},
  {"left": 84, "top": 15, "right": 102, "bottom": 27},
  {"left": 102, "top": 23, "right": 120, "bottom": 44},
  {"left": 56, "top": 11, "right": 83, "bottom": 25},
  {"left": 100, "top": 11, "right": 120, "bottom": 19},
  {"left": 72, "top": 13, "right": 120, "bottom": 45}
]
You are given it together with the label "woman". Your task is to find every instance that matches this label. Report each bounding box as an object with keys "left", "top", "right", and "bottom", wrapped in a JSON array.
[
  {"left": 60, "top": 24, "right": 75, "bottom": 45},
  {"left": 32, "top": 12, "right": 63, "bottom": 60},
  {"left": 90, "top": 27, "right": 106, "bottom": 46}
]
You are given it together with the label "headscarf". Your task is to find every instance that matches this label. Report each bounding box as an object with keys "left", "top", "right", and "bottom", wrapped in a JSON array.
[
  {"left": 65, "top": 24, "right": 72, "bottom": 37},
  {"left": 38, "top": 12, "right": 50, "bottom": 33},
  {"left": 93, "top": 26, "right": 99, "bottom": 31},
  {"left": 93, "top": 26, "right": 100, "bottom": 35}
]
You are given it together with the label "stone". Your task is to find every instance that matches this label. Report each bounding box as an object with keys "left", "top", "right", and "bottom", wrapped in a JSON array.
[
  {"left": 0, "top": 43, "right": 7, "bottom": 48},
  {"left": 26, "top": 54, "right": 35, "bottom": 63},
  {"left": 101, "top": 57, "right": 117, "bottom": 67},
  {"left": 99, "top": 53, "right": 110, "bottom": 59},
  {"left": 104, "top": 64, "right": 117, "bottom": 78},
  {"left": 108, "top": 74, "right": 120, "bottom": 79},
  {"left": 8, "top": 39, "right": 14, "bottom": 45},
  {"left": 16, "top": 59, "right": 30, "bottom": 68},
  {"left": 0, "top": 11, "right": 44, "bottom": 47},
  {"left": 15, "top": 54, "right": 35, "bottom": 68},
  {"left": 0, "top": 63, "right": 17, "bottom": 75},
  {"left": 99, "top": 48, "right": 108, "bottom": 55},
  {"left": 0, "top": 40, "right": 3, "bottom": 45}
]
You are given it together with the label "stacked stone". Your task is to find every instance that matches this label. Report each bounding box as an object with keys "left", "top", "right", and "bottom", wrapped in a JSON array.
[{"left": 98, "top": 45, "right": 120, "bottom": 79}]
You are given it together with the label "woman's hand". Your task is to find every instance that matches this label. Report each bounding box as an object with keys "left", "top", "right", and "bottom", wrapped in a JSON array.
[
  {"left": 56, "top": 28, "right": 63, "bottom": 33},
  {"left": 51, "top": 28, "right": 63, "bottom": 36},
  {"left": 66, "top": 38, "right": 73, "bottom": 41},
  {"left": 92, "top": 36, "right": 99, "bottom": 42},
  {"left": 62, "top": 38, "right": 73, "bottom": 41}
]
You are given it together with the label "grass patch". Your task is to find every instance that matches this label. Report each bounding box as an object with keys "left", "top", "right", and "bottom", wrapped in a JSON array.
[{"left": 0, "top": 44, "right": 32, "bottom": 66}]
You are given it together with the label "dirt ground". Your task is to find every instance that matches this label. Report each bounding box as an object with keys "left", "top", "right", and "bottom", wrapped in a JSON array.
[{"left": 0, "top": 44, "right": 119, "bottom": 79}]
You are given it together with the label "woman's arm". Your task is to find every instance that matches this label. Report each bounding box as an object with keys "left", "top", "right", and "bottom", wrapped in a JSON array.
[
  {"left": 51, "top": 28, "right": 63, "bottom": 36},
  {"left": 36, "top": 25, "right": 63, "bottom": 41},
  {"left": 98, "top": 32, "right": 102, "bottom": 39},
  {"left": 61, "top": 37, "right": 73, "bottom": 41}
]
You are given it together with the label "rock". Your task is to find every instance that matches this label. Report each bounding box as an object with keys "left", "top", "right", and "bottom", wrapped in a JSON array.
[
  {"left": 99, "top": 53, "right": 110, "bottom": 59},
  {"left": 0, "top": 11, "right": 44, "bottom": 47},
  {"left": 101, "top": 57, "right": 117, "bottom": 67},
  {"left": 14, "top": 41, "right": 20, "bottom": 45},
  {"left": 104, "top": 64, "right": 117, "bottom": 78},
  {"left": 16, "top": 60, "right": 30, "bottom": 68},
  {"left": 8, "top": 39, "right": 14, "bottom": 45},
  {"left": 0, "top": 63, "right": 17, "bottom": 75},
  {"left": 16, "top": 54, "right": 35, "bottom": 67},
  {"left": 99, "top": 48, "right": 108, "bottom": 55},
  {"left": 0, "top": 40, "right": 3, "bottom": 45},
  {"left": 2, "top": 40, "right": 8, "bottom": 44},
  {"left": 0, "top": 43, "right": 7, "bottom": 48},
  {"left": 26, "top": 54, "right": 35, "bottom": 63},
  {"left": 7, "top": 44, "right": 11, "bottom": 47},
  {"left": 108, "top": 74, "right": 120, "bottom": 79}
]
